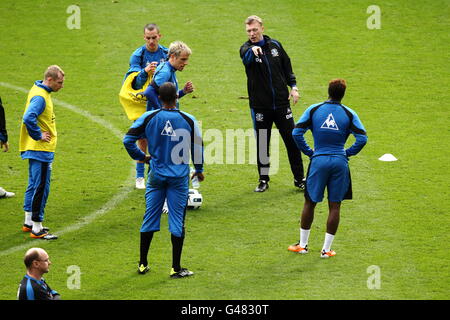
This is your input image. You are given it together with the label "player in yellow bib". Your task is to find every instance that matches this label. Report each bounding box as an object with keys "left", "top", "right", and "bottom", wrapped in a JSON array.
[{"left": 19, "top": 65, "right": 64, "bottom": 240}]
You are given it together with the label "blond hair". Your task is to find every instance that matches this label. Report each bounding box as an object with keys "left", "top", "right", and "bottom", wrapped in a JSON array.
[
  {"left": 44, "top": 65, "right": 65, "bottom": 80},
  {"left": 168, "top": 41, "right": 192, "bottom": 58},
  {"left": 245, "top": 15, "right": 263, "bottom": 25}
]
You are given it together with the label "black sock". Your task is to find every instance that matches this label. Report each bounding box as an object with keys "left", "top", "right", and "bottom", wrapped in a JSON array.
[
  {"left": 140, "top": 232, "right": 154, "bottom": 266},
  {"left": 171, "top": 234, "right": 185, "bottom": 272}
]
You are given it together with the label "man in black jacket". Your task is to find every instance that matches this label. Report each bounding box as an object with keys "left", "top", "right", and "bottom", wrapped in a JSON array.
[{"left": 240, "top": 15, "right": 304, "bottom": 192}]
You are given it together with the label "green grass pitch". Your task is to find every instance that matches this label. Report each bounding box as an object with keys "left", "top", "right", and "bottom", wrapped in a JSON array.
[{"left": 0, "top": 0, "right": 448, "bottom": 301}]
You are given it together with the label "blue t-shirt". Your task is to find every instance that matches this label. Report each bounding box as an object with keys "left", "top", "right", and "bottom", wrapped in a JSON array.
[
  {"left": 143, "top": 61, "right": 186, "bottom": 111},
  {"left": 123, "top": 108, "right": 203, "bottom": 177},
  {"left": 126, "top": 44, "right": 168, "bottom": 90},
  {"left": 292, "top": 100, "right": 367, "bottom": 159}
]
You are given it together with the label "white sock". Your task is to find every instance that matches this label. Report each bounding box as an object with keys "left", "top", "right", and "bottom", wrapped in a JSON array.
[
  {"left": 32, "top": 222, "right": 43, "bottom": 233},
  {"left": 322, "top": 233, "right": 335, "bottom": 252},
  {"left": 299, "top": 228, "right": 310, "bottom": 248},
  {"left": 24, "top": 212, "right": 32, "bottom": 225}
]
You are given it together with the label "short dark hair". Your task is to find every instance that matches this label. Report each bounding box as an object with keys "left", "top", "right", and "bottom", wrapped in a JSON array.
[
  {"left": 328, "top": 78, "right": 347, "bottom": 101},
  {"left": 159, "top": 82, "right": 177, "bottom": 104},
  {"left": 144, "top": 23, "right": 160, "bottom": 33}
]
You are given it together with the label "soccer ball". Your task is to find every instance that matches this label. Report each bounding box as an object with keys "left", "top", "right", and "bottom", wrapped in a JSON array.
[{"left": 187, "top": 189, "right": 203, "bottom": 209}]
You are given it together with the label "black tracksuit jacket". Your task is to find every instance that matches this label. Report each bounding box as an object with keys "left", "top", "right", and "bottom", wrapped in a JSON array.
[{"left": 240, "top": 35, "right": 297, "bottom": 110}]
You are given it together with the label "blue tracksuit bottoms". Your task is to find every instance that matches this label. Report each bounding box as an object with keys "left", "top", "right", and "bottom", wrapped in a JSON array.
[
  {"left": 23, "top": 159, "right": 52, "bottom": 222},
  {"left": 140, "top": 170, "right": 189, "bottom": 238}
]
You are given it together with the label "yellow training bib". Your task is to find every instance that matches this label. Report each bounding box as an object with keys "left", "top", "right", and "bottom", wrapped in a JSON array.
[
  {"left": 19, "top": 84, "right": 57, "bottom": 153},
  {"left": 119, "top": 72, "right": 151, "bottom": 121}
]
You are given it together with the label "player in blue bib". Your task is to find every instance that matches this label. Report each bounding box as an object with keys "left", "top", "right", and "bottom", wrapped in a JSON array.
[
  {"left": 123, "top": 82, "right": 204, "bottom": 278},
  {"left": 288, "top": 79, "right": 367, "bottom": 258}
]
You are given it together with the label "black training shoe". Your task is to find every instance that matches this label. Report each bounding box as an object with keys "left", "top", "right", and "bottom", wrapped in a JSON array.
[
  {"left": 137, "top": 264, "right": 150, "bottom": 275},
  {"left": 254, "top": 180, "right": 269, "bottom": 192},
  {"left": 294, "top": 178, "right": 306, "bottom": 191},
  {"left": 170, "top": 268, "right": 194, "bottom": 279}
]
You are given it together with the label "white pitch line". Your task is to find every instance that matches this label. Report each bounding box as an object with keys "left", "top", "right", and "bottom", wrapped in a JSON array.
[
  {"left": 0, "top": 167, "right": 134, "bottom": 257},
  {"left": 0, "top": 82, "right": 123, "bottom": 139},
  {"left": 0, "top": 82, "right": 135, "bottom": 257}
]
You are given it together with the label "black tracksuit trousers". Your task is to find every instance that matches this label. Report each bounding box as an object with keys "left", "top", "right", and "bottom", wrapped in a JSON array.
[{"left": 251, "top": 106, "right": 304, "bottom": 182}]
